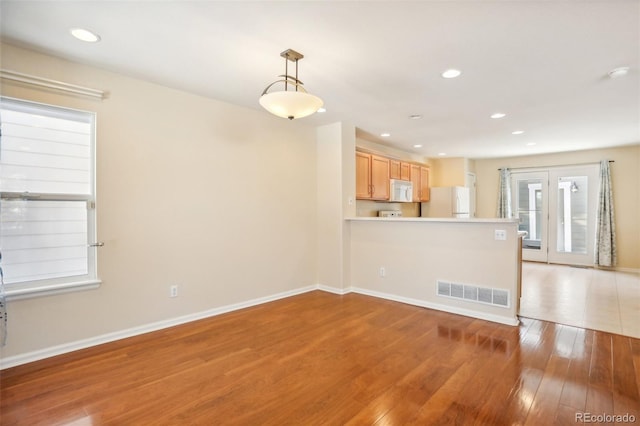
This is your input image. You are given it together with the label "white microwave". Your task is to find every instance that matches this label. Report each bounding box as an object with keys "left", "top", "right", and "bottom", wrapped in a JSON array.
[{"left": 389, "top": 179, "right": 413, "bottom": 202}]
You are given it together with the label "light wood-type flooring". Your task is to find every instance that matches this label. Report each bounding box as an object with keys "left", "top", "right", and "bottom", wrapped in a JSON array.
[
  {"left": 520, "top": 262, "right": 640, "bottom": 338},
  {"left": 1, "top": 291, "right": 639, "bottom": 425}
]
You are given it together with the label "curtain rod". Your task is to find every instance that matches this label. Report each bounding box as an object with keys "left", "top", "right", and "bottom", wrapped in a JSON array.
[{"left": 498, "top": 160, "right": 614, "bottom": 171}]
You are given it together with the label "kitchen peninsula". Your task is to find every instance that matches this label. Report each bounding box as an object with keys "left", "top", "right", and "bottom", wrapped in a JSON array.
[
  {"left": 347, "top": 216, "right": 522, "bottom": 326},
  {"left": 317, "top": 123, "right": 521, "bottom": 327}
]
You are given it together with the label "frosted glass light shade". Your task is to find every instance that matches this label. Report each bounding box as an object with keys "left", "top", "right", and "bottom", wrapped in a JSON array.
[{"left": 259, "top": 91, "right": 324, "bottom": 120}]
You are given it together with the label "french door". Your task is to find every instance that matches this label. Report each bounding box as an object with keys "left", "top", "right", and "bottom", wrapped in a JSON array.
[{"left": 511, "top": 165, "right": 599, "bottom": 266}]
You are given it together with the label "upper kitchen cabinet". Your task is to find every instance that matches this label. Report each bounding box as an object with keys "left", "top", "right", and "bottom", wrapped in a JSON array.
[
  {"left": 390, "top": 160, "right": 411, "bottom": 181},
  {"left": 356, "top": 152, "right": 372, "bottom": 199},
  {"left": 356, "top": 152, "right": 390, "bottom": 200},
  {"left": 410, "top": 164, "right": 431, "bottom": 202}
]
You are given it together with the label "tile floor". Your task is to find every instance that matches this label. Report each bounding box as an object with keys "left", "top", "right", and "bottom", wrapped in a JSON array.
[{"left": 519, "top": 261, "right": 640, "bottom": 338}]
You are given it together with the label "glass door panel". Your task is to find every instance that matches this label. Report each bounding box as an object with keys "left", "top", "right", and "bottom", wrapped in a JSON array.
[
  {"left": 548, "top": 166, "right": 598, "bottom": 266},
  {"left": 512, "top": 172, "right": 548, "bottom": 262},
  {"left": 555, "top": 176, "right": 588, "bottom": 254}
]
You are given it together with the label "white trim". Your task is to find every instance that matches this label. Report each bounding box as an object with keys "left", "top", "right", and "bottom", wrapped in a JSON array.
[
  {"left": 349, "top": 287, "right": 520, "bottom": 327},
  {"left": 316, "top": 284, "right": 352, "bottom": 295},
  {"left": 0, "top": 283, "right": 520, "bottom": 369},
  {"left": 0, "top": 69, "right": 106, "bottom": 99},
  {"left": 4, "top": 280, "right": 102, "bottom": 301}
]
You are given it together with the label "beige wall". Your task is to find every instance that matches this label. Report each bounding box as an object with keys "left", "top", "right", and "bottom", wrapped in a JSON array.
[
  {"left": 473, "top": 145, "right": 640, "bottom": 270},
  {"left": 350, "top": 218, "right": 521, "bottom": 325},
  {"left": 429, "top": 157, "right": 469, "bottom": 187},
  {"left": 0, "top": 44, "right": 319, "bottom": 359},
  {"left": 316, "top": 122, "right": 356, "bottom": 291}
]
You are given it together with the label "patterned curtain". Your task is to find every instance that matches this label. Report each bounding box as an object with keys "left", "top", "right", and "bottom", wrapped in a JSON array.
[
  {"left": 496, "top": 168, "right": 512, "bottom": 218},
  {"left": 595, "top": 160, "right": 617, "bottom": 267}
]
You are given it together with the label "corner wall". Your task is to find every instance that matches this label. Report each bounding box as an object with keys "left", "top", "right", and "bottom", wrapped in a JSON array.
[{"left": 316, "top": 123, "right": 356, "bottom": 291}]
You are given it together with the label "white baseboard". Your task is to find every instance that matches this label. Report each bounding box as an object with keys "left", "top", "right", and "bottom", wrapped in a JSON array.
[
  {"left": 350, "top": 287, "right": 520, "bottom": 327},
  {"left": 316, "top": 284, "right": 352, "bottom": 295},
  {"left": 0, "top": 285, "right": 316, "bottom": 370},
  {"left": 1, "top": 283, "right": 518, "bottom": 370}
]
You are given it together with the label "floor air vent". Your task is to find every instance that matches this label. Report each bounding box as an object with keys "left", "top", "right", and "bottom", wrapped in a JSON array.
[{"left": 437, "top": 280, "right": 510, "bottom": 308}]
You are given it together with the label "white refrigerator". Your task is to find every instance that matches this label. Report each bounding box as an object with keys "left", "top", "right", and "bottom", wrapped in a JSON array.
[{"left": 421, "top": 186, "right": 471, "bottom": 218}]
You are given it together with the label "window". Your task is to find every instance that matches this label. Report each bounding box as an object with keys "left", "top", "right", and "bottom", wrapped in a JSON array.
[{"left": 0, "top": 97, "right": 99, "bottom": 299}]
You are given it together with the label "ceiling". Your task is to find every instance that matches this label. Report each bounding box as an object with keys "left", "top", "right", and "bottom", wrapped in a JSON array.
[{"left": 1, "top": 1, "right": 638, "bottom": 159}]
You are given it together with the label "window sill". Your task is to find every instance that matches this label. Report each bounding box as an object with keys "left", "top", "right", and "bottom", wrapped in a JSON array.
[{"left": 4, "top": 279, "right": 102, "bottom": 301}]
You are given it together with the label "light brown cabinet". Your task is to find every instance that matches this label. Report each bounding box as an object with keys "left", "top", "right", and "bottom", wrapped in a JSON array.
[
  {"left": 390, "top": 160, "right": 411, "bottom": 181},
  {"left": 356, "top": 152, "right": 372, "bottom": 199},
  {"left": 356, "top": 152, "right": 390, "bottom": 200},
  {"left": 357, "top": 150, "right": 428, "bottom": 202},
  {"left": 410, "top": 164, "right": 431, "bottom": 202}
]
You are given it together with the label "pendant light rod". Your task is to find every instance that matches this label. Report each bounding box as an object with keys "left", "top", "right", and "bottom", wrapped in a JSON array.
[
  {"left": 284, "top": 54, "right": 288, "bottom": 91},
  {"left": 295, "top": 57, "right": 299, "bottom": 92},
  {"left": 281, "top": 49, "right": 304, "bottom": 92}
]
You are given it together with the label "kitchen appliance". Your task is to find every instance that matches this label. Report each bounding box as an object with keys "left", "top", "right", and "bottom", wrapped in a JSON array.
[
  {"left": 378, "top": 210, "right": 402, "bottom": 217},
  {"left": 389, "top": 179, "right": 413, "bottom": 202},
  {"left": 421, "top": 186, "right": 470, "bottom": 218}
]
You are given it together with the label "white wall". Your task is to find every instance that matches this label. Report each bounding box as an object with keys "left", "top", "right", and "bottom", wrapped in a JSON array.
[{"left": 0, "top": 43, "right": 319, "bottom": 361}]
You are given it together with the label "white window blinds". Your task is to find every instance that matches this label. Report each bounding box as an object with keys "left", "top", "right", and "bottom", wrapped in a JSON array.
[
  {"left": 0, "top": 99, "right": 93, "bottom": 195},
  {"left": 0, "top": 97, "right": 97, "bottom": 289}
]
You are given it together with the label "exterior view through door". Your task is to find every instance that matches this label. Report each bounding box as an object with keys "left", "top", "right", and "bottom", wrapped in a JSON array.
[{"left": 511, "top": 165, "right": 599, "bottom": 266}]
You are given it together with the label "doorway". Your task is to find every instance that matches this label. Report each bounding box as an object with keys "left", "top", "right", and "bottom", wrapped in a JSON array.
[{"left": 511, "top": 165, "right": 599, "bottom": 266}]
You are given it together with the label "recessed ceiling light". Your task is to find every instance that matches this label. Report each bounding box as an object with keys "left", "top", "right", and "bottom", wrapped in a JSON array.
[
  {"left": 491, "top": 113, "right": 506, "bottom": 119},
  {"left": 512, "top": 130, "right": 525, "bottom": 135},
  {"left": 380, "top": 133, "right": 391, "bottom": 137},
  {"left": 409, "top": 114, "right": 423, "bottom": 120},
  {"left": 608, "top": 67, "right": 630, "bottom": 79},
  {"left": 527, "top": 142, "right": 536, "bottom": 146},
  {"left": 441, "top": 69, "right": 462, "bottom": 79},
  {"left": 413, "top": 144, "right": 423, "bottom": 148},
  {"left": 70, "top": 28, "right": 101, "bottom": 43},
  {"left": 438, "top": 152, "right": 447, "bottom": 156},
  {"left": 317, "top": 107, "right": 326, "bottom": 113}
]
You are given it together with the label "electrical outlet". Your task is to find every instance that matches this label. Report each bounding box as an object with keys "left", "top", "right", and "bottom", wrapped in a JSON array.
[
  {"left": 494, "top": 230, "right": 507, "bottom": 241},
  {"left": 379, "top": 267, "right": 386, "bottom": 278},
  {"left": 170, "top": 285, "right": 178, "bottom": 298}
]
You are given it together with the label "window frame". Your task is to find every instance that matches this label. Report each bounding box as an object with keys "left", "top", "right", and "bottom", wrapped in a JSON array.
[{"left": 0, "top": 97, "right": 100, "bottom": 300}]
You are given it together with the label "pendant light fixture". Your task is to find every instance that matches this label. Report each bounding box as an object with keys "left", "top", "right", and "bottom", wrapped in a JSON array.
[{"left": 259, "top": 49, "right": 323, "bottom": 120}]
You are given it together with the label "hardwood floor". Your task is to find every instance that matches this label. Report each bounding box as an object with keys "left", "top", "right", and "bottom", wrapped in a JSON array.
[
  {"left": 1, "top": 291, "right": 639, "bottom": 425},
  {"left": 520, "top": 262, "right": 640, "bottom": 338}
]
